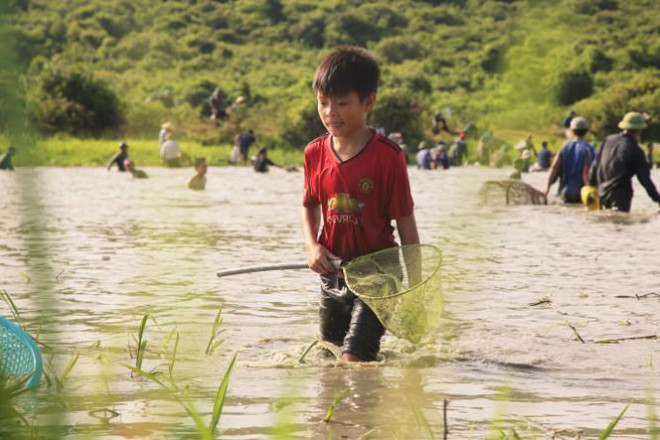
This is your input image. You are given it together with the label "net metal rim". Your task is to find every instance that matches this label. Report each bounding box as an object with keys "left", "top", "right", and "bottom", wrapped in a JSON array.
[{"left": 344, "top": 244, "right": 442, "bottom": 300}]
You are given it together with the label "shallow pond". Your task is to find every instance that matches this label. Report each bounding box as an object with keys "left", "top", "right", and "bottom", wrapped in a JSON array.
[{"left": 1, "top": 164, "right": 659, "bottom": 439}]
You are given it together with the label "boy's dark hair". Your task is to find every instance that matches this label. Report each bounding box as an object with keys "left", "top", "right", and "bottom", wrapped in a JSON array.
[
  {"left": 572, "top": 128, "right": 588, "bottom": 137},
  {"left": 313, "top": 46, "right": 380, "bottom": 100},
  {"left": 194, "top": 157, "right": 206, "bottom": 168}
]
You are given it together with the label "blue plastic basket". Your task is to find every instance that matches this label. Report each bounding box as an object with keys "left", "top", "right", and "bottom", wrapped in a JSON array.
[{"left": 0, "top": 316, "right": 43, "bottom": 390}]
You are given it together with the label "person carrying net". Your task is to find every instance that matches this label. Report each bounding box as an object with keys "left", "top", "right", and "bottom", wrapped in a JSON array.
[{"left": 302, "top": 46, "right": 420, "bottom": 363}]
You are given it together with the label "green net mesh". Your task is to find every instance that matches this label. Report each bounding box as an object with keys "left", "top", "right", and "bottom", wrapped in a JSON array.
[{"left": 343, "top": 244, "right": 443, "bottom": 344}]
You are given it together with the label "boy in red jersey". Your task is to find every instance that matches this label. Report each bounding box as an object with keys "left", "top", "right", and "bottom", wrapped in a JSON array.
[{"left": 301, "top": 46, "right": 420, "bottom": 362}]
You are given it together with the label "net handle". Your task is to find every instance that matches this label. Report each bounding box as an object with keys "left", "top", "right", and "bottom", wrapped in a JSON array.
[
  {"left": 216, "top": 260, "right": 342, "bottom": 278},
  {"left": 216, "top": 263, "right": 308, "bottom": 278}
]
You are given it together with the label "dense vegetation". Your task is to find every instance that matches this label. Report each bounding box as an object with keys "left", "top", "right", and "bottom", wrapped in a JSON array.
[{"left": 5, "top": 0, "right": 660, "bottom": 151}]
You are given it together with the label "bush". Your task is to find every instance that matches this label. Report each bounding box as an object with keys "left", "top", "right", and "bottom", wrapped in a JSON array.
[
  {"left": 279, "top": 98, "right": 326, "bottom": 149},
  {"left": 369, "top": 89, "right": 423, "bottom": 146},
  {"left": 553, "top": 69, "right": 594, "bottom": 106},
  {"left": 575, "top": 72, "right": 660, "bottom": 138},
  {"left": 373, "top": 37, "right": 423, "bottom": 64},
  {"left": 27, "top": 67, "right": 124, "bottom": 136}
]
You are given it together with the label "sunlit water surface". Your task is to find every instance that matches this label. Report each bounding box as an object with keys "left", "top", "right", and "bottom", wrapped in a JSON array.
[{"left": 1, "top": 165, "right": 659, "bottom": 439}]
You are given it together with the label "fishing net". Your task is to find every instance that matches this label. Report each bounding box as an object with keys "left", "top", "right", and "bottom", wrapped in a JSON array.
[
  {"left": 480, "top": 179, "right": 547, "bottom": 206},
  {"left": 343, "top": 244, "right": 443, "bottom": 344}
]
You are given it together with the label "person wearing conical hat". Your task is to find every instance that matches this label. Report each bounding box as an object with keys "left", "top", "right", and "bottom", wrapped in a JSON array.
[
  {"left": 588, "top": 111, "right": 660, "bottom": 212},
  {"left": 159, "top": 122, "right": 173, "bottom": 146}
]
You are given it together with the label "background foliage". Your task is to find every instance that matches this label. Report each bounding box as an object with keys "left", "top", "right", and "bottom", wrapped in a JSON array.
[{"left": 6, "top": 0, "right": 660, "bottom": 150}]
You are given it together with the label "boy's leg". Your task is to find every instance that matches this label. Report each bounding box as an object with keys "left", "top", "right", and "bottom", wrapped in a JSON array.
[
  {"left": 318, "top": 274, "right": 353, "bottom": 348},
  {"left": 340, "top": 281, "right": 386, "bottom": 362}
]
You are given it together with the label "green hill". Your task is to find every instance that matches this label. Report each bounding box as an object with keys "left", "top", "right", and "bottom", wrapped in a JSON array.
[{"left": 5, "top": 0, "right": 660, "bottom": 149}]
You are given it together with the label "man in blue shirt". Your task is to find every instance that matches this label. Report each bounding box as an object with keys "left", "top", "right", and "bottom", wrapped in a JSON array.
[
  {"left": 416, "top": 142, "right": 432, "bottom": 170},
  {"left": 238, "top": 129, "right": 256, "bottom": 164},
  {"left": 544, "top": 117, "right": 593, "bottom": 203},
  {"left": 536, "top": 142, "right": 552, "bottom": 170}
]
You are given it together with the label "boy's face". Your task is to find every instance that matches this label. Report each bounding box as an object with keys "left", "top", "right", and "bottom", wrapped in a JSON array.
[{"left": 316, "top": 91, "right": 375, "bottom": 138}]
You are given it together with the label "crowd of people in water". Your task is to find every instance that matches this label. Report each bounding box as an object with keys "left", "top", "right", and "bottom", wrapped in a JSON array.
[
  {"left": 1, "top": 95, "right": 657, "bottom": 212},
  {"left": 410, "top": 108, "right": 658, "bottom": 213}
]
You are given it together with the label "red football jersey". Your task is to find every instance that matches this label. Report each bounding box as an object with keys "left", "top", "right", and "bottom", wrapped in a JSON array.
[{"left": 303, "top": 132, "right": 414, "bottom": 261}]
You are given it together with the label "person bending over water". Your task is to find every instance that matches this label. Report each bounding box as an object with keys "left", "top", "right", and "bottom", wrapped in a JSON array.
[{"left": 124, "top": 159, "right": 148, "bottom": 179}]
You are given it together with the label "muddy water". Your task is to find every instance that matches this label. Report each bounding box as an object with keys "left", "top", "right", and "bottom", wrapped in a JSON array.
[{"left": 1, "top": 165, "right": 659, "bottom": 439}]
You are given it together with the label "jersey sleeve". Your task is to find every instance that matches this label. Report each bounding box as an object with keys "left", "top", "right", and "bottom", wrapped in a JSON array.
[
  {"left": 386, "top": 151, "right": 414, "bottom": 219},
  {"left": 302, "top": 147, "right": 319, "bottom": 207}
]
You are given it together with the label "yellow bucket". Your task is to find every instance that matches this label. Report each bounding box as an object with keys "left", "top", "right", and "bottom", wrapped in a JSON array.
[{"left": 581, "top": 185, "right": 600, "bottom": 210}]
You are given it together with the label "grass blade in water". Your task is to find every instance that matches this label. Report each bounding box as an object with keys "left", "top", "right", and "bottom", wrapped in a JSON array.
[
  {"left": 324, "top": 387, "right": 349, "bottom": 423},
  {"left": 209, "top": 352, "right": 237, "bottom": 433},
  {"left": 0, "top": 289, "right": 22, "bottom": 324},
  {"left": 598, "top": 401, "right": 630, "bottom": 439},
  {"left": 205, "top": 308, "right": 224, "bottom": 355},
  {"left": 58, "top": 350, "right": 79, "bottom": 386},
  {"left": 168, "top": 332, "right": 179, "bottom": 382},
  {"left": 135, "top": 314, "right": 148, "bottom": 371}
]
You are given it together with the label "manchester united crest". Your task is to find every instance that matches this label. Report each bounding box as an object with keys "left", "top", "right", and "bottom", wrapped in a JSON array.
[{"left": 358, "top": 177, "right": 374, "bottom": 193}]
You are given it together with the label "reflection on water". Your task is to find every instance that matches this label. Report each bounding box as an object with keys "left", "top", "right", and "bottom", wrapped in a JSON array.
[{"left": 1, "top": 165, "right": 659, "bottom": 438}]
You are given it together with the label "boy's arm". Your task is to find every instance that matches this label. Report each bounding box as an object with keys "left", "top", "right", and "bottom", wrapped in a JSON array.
[
  {"left": 396, "top": 213, "right": 422, "bottom": 286},
  {"left": 301, "top": 205, "right": 339, "bottom": 274},
  {"left": 395, "top": 213, "right": 420, "bottom": 246}
]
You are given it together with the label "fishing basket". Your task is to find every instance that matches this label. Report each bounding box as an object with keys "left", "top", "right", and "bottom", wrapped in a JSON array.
[{"left": 0, "top": 316, "right": 42, "bottom": 390}]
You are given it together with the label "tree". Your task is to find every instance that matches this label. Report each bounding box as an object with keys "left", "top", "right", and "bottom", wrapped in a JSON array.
[{"left": 27, "top": 67, "right": 124, "bottom": 136}]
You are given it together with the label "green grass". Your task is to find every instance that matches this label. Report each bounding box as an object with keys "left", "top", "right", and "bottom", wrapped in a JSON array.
[
  {"left": 5, "top": 135, "right": 304, "bottom": 167},
  {"left": 125, "top": 352, "right": 238, "bottom": 440}
]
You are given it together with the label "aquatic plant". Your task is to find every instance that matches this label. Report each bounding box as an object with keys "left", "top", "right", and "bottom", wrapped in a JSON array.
[
  {"left": 168, "top": 332, "right": 179, "bottom": 382},
  {"left": 133, "top": 314, "right": 148, "bottom": 372},
  {"left": 0, "top": 288, "right": 22, "bottom": 325},
  {"left": 647, "top": 388, "right": 659, "bottom": 440},
  {"left": 597, "top": 401, "right": 630, "bottom": 439},
  {"left": 323, "top": 386, "right": 348, "bottom": 423},
  {"left": 205, "top": 308, "right": 224, "bottom": 355},
  {"left": 126, "top": 351, "right": 237, "bottom": 439}
]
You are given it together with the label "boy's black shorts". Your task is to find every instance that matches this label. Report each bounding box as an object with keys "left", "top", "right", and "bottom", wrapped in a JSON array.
[{"left": 318, "top": 274, "right": 385, "bottom": 362}]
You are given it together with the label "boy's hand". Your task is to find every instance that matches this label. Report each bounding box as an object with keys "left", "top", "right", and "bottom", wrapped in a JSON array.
[{"left": 306, "top": 243, "right": 340, "bottom": 274}]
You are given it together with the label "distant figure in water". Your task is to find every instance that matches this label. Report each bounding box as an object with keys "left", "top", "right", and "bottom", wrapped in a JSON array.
[
  {"left": 124, "top": 159, "right": 148, "bottom": 179},
  {"left": 589, "top": 111, "right": 660, "bottom": 212},
  {"left": 107, "top": 142, "right": 129, "bottom": 172},
  {"left": 544, "top": 117, "right": 593, "bottom": 204},
  {"left": 187, "top": 157, "right": 207, "bottom": 190},
  {"left": 209, "top": 88, "right": 227, "bottom": 123},
  {"left": 253, "top": 147, "right": 279, "bottom": 172},
  {"left": 531, "top": 141, "right": 552, "bottom": 171},
  {"left": 416, "top": 142, "right": 432, "bottom": 170},
  {"left": 0, "top": 145, "right": 16, "bottom": 171},
  {"left": 431, "top": 143, "right": 450, "bottom": 170},
  {"left": 159, "top": 122, "right": 173, "bottom": 146},
  {"left": 160, "top": 133, "right": 186, "bottom": 168}
]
